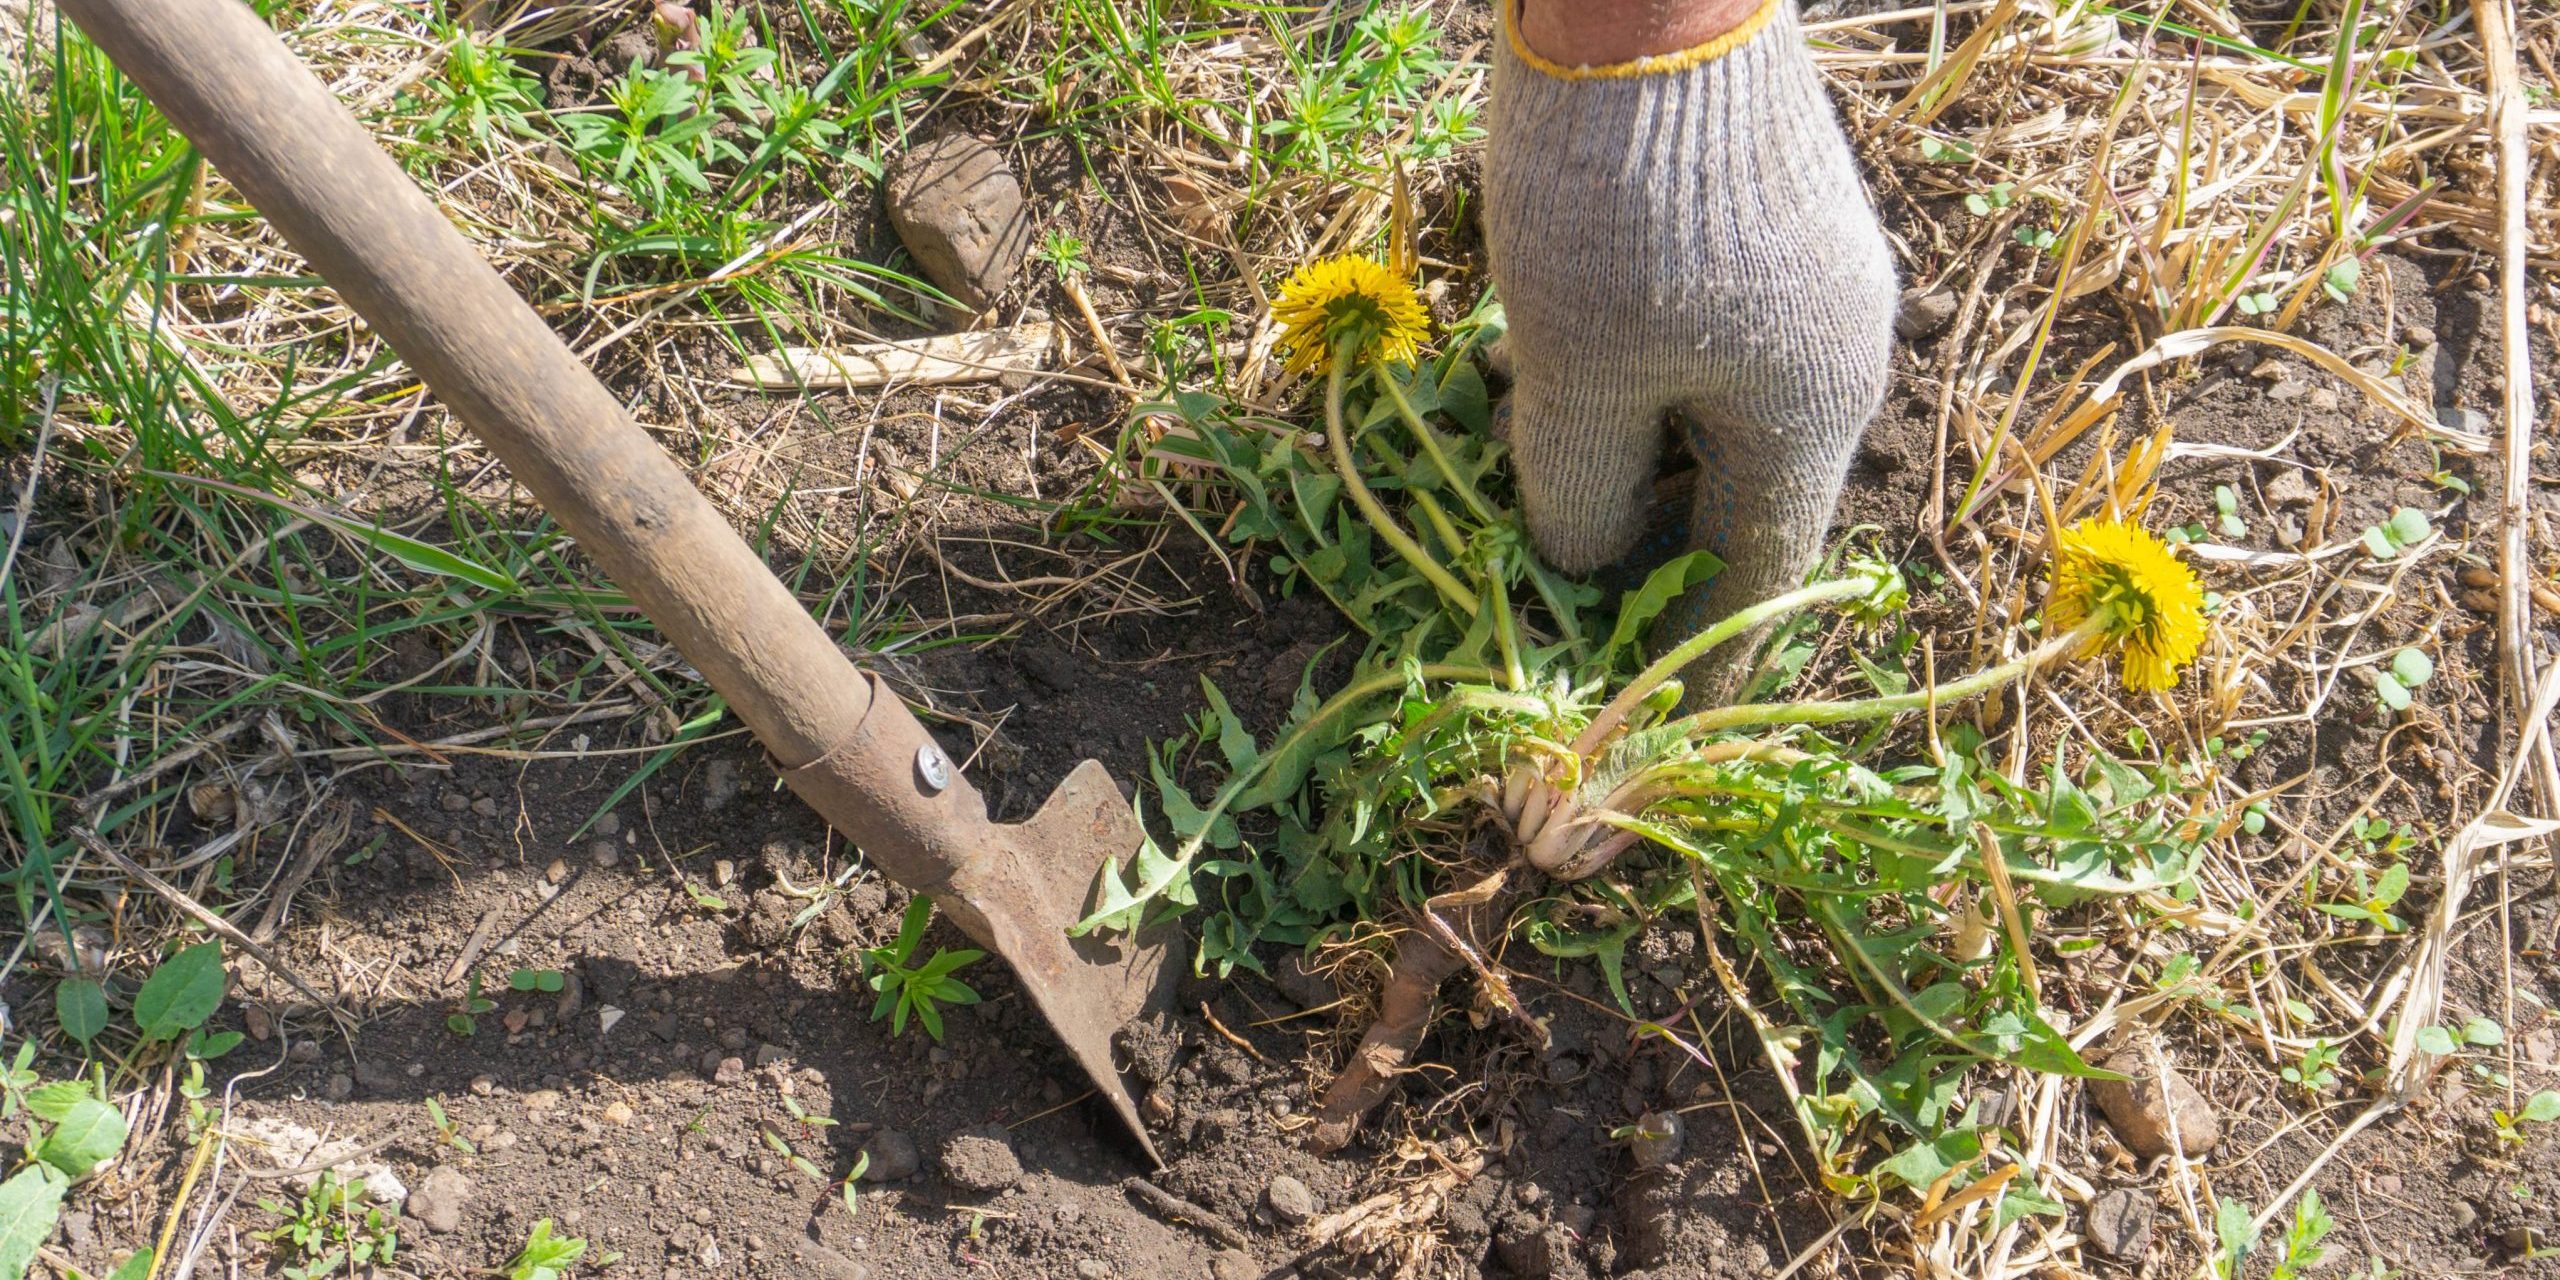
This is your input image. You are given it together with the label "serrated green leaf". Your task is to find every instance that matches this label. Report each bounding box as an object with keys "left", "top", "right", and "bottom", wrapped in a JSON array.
[{"left": 1605, "top": 550, "right": 1723, "bottom": 668}]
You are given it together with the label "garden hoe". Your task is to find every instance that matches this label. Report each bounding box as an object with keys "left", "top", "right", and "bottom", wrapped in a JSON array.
[{"left": 57, "top": 0, "right": 1174, "bottom": 1165}]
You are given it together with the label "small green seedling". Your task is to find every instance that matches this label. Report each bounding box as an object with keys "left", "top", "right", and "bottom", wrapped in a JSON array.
[
  {"left": 2282, "top": 1038, "right": 2342, "bottom": 1094},
  {"left": 448, "top": 972, "right": 497, "bottom": 1037},
  {"left": 1034, "top": 228, "right": 1090, "bottom": 280},
  {"left": 2373, "top": 647, "right": 2433, "bottom": 712},
  {"left": 862, "top": 897, "right": 984, "bottom": 1042},
  {"left": 2320, "top": 257, "right": 2362, "bottom": 303},
  {"left": 504, "top": 1219, "right": 595, "bottom": 1280},
  {"left": 2316, "top": 861, "right": 2409, "bottom": 933},
  {"left": 2213, "top": 484, "right": 2247, "bottom": 538},
  {"left": 256, "top": 1170, "right": 399, "bottom": 1280},
  {"left": 2491, "top": 1090, "right": 2560, "bottom": 1147},
  {"left": 425, "top": 1097, "right": 475, "bottom": 1155},
  {"left": 507, "top": 968, "right": 567, "bottom": 994},
  {"left": 2416, "top": 1015, "right": 2504, "bottom": 1058},
  {"left": 840, "top": 1150, "right": 871, "bottom": 1220},
  {"left": 1918, "top": 135, "right": 1977, "bottom": 164},
  {"left": 1965, "top": 181, "right": 2016, "bottom": 216},
  {"left": 2235, "top": 289, "right": 2280, "bottom": 316},
  {"left": 682, "top": 881, "right": 730, "bottom": 912},
  {"left": 2015, "top": 224, "right": 2059, "bottom": 252},
  {"left": 2359, "top": 506, "right": 2431, "bottom": 560}
]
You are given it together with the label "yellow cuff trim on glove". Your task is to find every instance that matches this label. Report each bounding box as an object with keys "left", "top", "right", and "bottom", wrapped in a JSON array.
[{"left": 1503, "top": 0, "right": 1784, "bottom": 80}]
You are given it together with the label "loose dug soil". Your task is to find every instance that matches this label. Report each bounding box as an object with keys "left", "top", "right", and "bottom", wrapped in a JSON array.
[{"left": 25, "top": 9, "right": 2560, "bottom": 1280}]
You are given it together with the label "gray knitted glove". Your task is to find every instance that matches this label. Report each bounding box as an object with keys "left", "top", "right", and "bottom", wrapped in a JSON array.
[{"left": 1484, "top": 0, "right": 1897, "bottom": 684}]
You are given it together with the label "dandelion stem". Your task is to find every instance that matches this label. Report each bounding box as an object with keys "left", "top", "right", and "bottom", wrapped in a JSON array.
[
  {"left": 1662, "top": 614, "right": 2109, "bottom": 738},
  {"left": 1374, "top": 366, "right": 1497, "bottom": 526},
  {"left": 1323, "top": 351, "right": 1480, "bottom": 618},
  {"left": 1575, "top": 576, "right": 1880, "bottom": 756}
]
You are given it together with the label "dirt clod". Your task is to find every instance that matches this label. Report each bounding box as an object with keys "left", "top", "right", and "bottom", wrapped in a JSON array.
[
  {"left": 2085, "top": 1186, "right": 2154, "bottom": 1259},
  {"left": 861, "top": 1129, "right": 921, "bottom": 1181},
  {"left": 2090, "top": 1048, "right": 2220, "bottom": 1158},
  {"left": 1894, "top": 287, "right": 1958, "bottom": 340},
  {"left": 408, "top": 1165, "right": 470, "bottom": 1234},
  {"left": 939, "top": 1128, "right": 1023, "bottom": 1192},
  {"left": 1263, "top": 1174, "right": 1315, "bottom": 1225},
  {"left": 883, "top": 133, "right": 1034, "bottom": 311}
]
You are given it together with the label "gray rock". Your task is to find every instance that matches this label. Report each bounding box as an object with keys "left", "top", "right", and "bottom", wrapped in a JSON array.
[
  {"left": 324, "top": 1073, "right": 354, "bottom": 1102},
  {"left": 939, "top": 1128, "right": 1022, "bottom": 1193},
  {"left": 860, "top": 1129, "right": 921, "bottom": 1181},
  {"left": 1628, "top": 1111, "right": 1684, "bottom": 1169},
  {"left": 1073, "top": 1261, "right": 1110, "bottom": 1280},
  {"left": 2086, "top": 1187, "right": 2154, "bottom": 1259},
  {"left": 2441, "top": 406, "right": 2493, "bottom": 438},
  {"left": 701, "top": 757, "right": 741, "bottom": 812},
  {"left": 1265, "top": 1174, "right": 1316, "bottom": 1224},
  {"left": 884, "top": 134, "right": 1034, "bottom": 311},
  {"left": 409, "top": 1165, "right": 471, "bottom": 1234},
  {"left": 2090, "top": 1048, "right": 2221, "bottom": 1158},
  {"left": 1895, "top": 287, "right": 1960, "bottom": 341}
]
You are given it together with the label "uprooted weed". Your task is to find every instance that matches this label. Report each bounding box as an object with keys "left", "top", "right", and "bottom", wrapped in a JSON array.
[{"left": 1081, "top": 288, "right": 2226, "bottom": 1237}]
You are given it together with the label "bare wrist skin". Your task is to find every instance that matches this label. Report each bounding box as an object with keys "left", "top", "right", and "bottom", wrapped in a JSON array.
[{"left": 1515, "top": 0, "right": 1771, "bottom": 66}]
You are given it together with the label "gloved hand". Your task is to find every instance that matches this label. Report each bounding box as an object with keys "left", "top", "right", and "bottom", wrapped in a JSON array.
[{"left": 1484, "top": 0, "right": 1897, "bottom": 692}]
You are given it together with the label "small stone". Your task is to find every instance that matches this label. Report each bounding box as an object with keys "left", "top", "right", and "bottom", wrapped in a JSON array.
[
  {"left": 939, "top": 1128, "right": 1023, "bottom": 1192},
  {"left": 2266, "top": 379, "right": 2309, "bottom": 403},
  {"left": 883, "top": 134, "right": 1035, "bottom": 311},
  {"left": 2308, "top": 387, "right": 2340, "bottom": 412},
  {"left": 409, "top": 1166, "right": 471, "bottom": 1234},
  {"left": 598, "top": 1006, "right": 625, "bottom": 1036},
  {"left": 1265, "top": 1174, "right": 1316, "bottom": 1224},
  {"left": 2086, "top": 1187, "right": 2155, "bottom": 1259},
  {"left": 861, "top": 1129, "right": 921, "bottom": 1181},
  {"left": 470, "top": 1075, "right": 495, "bottom": 1096},
  {"left": 1628, "top": 1111, "right": 1684, "bottom": 1169},
  {"left": 470, "top": 796, "right": 499, "bottom": 818},
  {"left": 1209, "top": 1250, "right": 1257, "bottom": 1280},
  {"left": 714, "top": 1056, "right": 747, "bottom": 1086},
  {"left": 589, "top": 841, "right": 621, "bottom": 869},
  {"left": 714, "top": 859, "right": 736, "bottom": 887},
  {"left": 2408, "top": 323, "right": 2436, "bottom": 346},
  {"left": 603, "top": 1101, "right": 635, "bottom": 1125},
  {"left": 2265, "top": 469, "right": 2317, "bottom": 507},
  {"left": 702, "top": 758, "right": 741, "bottom": 812},
  {"left": 438, "top": 790, "right": 471, "bottom": 813},
  {"left": 721, "top": 1027, "right": 750, "bottom": 1052},
  {"left": 755, "top": 1043, "right": 788, "bottom": 1067},
  {"left": 1895, "top": 287, "right": 1960, "bottom": 341},
  {"left": 1142, "top": 1087, "right": 1176, "bottom": 1126},
  {"left": 288, "top": 1040, "right": 323, "bottom": 1064},
  {"left": 2454, "top": 1200, "right": 2479, "bottom": 1227},
  {"left": 596, "top": 813, "right": 622, "bottom": 837},
  {"left": 2441, "top": 406, "right": 2493, "bottom": 438},
  {"left": 545, "top": 859, "right": 568, "bottom": 885},
  {"left": 1074, "top": 1261, "right": 1111, "bottom": 1280},
  {"left": 2089, "top": 1047, "right": 2221, "bottom": 1158},
  {"left": 243, "top": 1005, "right": 272, "bottom": 1041},
  {"left": 324, "top": 1074, "right": 354, "bottom": 1102}
]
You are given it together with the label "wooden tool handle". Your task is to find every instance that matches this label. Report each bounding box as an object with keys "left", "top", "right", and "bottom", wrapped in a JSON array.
[{"left": 56, "top": 0, "right": 871, "bottom": 766}]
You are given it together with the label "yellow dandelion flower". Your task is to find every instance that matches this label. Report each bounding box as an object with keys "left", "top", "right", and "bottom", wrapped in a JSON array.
[
  {"left": 1272, "top": 255, "right": 1429, "bottom": 377},
  {"left": 2047, "top": 518, "right": 2208, "bottom": 692}
]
